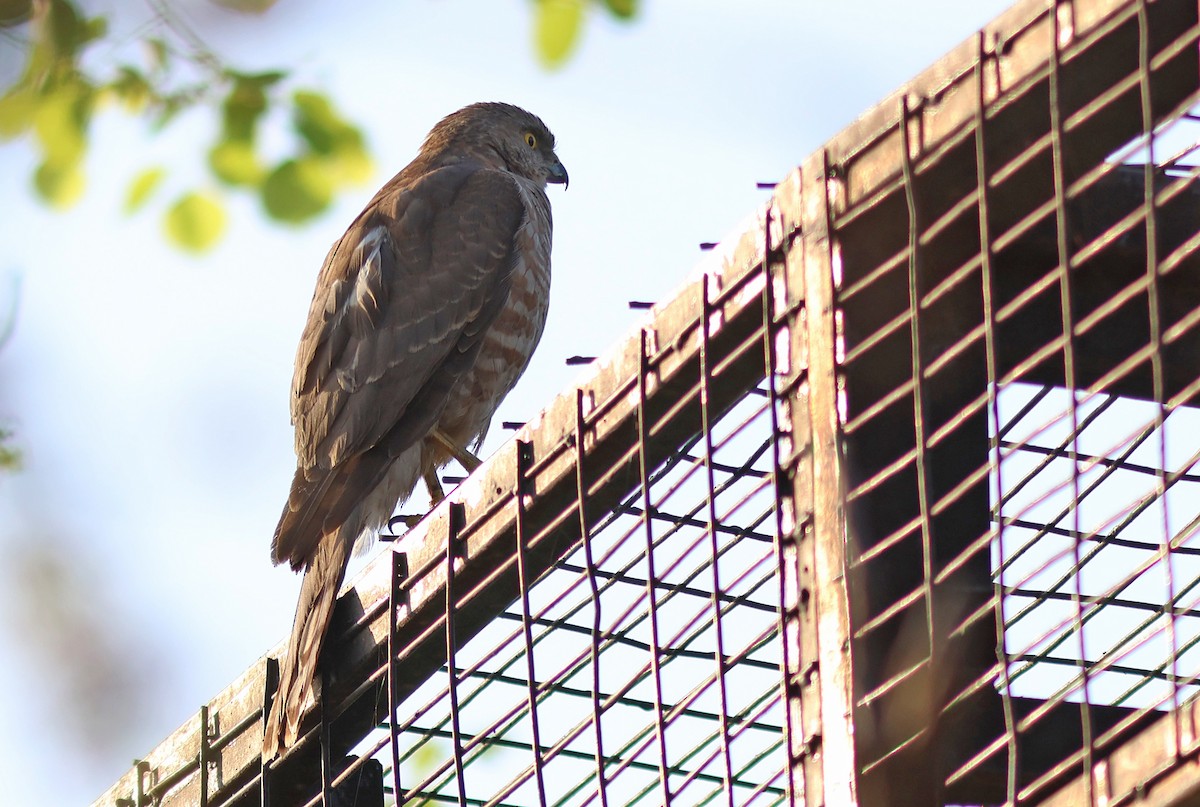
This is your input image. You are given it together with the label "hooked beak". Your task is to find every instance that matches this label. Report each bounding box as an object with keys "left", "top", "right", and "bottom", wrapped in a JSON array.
[{"left": 547, "top": 159, "right": 569, "bottom": 189}]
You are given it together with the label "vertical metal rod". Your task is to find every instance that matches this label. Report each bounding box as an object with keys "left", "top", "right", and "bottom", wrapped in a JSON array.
[
  {"left": 198, "top": 705, "right": 210, "bottom": 807},
  {"left": 974, "top": 33, "right": 1019, "bottom": 805},
  {"left": 140, "top": 760, "right": 155, "bottom": 807},
  {"left": 575, "top": 388, "right": 610, "bottom": 807},
  {"left": 319, "top": 670, "right": 334, "bottom": 807},
  {"left": 1048, "top": 4, "right": 1095, "bottom": 799},
  {"left": 638, "top": 327, "right": 674, "bottom": 803},
  {"left": 775, "top": 170, "right": 816, "bottom": 805},
  {"left": 389, "top": 549, "right": 407, "bottom": 805},
  {"left": 1136, "top": 0, "right": 1180, "bottom": 748},
  {"left": 514, "top": 439, "right": 550, "bottom": 804},
  {"left": 699, "top": 272, "right": 737, "bottom": 805},
  {"left": 899, "top": 91, "right": 940, "bottom": 751},
  {"left": 763, "top": 201, "right": 802, "bottom": 807},
  {"left": 261, "top": 657, "right": 279, "bottom": 807},
  {"left": 446, "top": 501, "right": 469, "bottom": 806}
]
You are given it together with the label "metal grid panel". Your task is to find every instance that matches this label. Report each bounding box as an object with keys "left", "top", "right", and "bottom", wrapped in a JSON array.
[
  {"left": 996, "top": 383, "right": 1200, "bottom": 713},
  {"left": 92, "top": 0, "right": 1200, "bottom": 805},
  {"left": 365, "top": 384, "right": 787, "bottom": 806},
  {"left": 829, "top": 0, "right": 1200, "bottom": 802}
]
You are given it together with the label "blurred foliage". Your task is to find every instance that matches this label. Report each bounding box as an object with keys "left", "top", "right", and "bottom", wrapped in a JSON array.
[
  {"left": 0, "top": 0, "right": 640, "bottom": 253},
  {"left": 165, "top": 189, "right": 227, "bottom": 252},
  {"left": 2, "top": 530, "right": 163, "bottom": 770},
  {"left": 534, "top": 0, "right": 638, "bottom": 68},
  {"left": 0, "top": 0, "right": 373, "bottom": 253},
  {"left": 0, "top": 426, "right": 18, "bottom": 471},
  {"left": 0, "top": 279, "right": 15, "bottom": 472}
]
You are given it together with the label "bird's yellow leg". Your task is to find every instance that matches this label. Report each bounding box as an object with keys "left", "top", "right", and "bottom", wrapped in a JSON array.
[
  {"left": 391, "top": 449, "right": 466, "bottom": 531},
  {"left": 424, "top": 465, "right": 445, "bottom": 504},
  {"left": 431, "top": 429, "right": 482, "bottom": 472}
]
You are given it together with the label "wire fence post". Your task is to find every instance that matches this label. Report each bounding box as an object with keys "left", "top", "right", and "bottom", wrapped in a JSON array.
[{"left": 780, "top": 153, "right": 860, "bottom": 805}]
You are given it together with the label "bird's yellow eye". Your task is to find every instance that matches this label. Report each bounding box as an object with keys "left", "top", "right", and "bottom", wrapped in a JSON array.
[{"left": 524, "top": 132, "right": 537, "bottom": 149}]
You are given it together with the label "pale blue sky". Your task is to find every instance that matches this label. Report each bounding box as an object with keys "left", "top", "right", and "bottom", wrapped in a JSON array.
[{"left": 0, "top": 1, "right": 1011, "bottom": 802}]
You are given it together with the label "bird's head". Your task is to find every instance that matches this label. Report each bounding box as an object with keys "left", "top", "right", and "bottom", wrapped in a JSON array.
[{"left": 426, "top": 102, "right": 569, "bottom": 189}]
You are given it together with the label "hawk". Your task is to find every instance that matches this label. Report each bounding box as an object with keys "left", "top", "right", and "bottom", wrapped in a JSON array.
[{"left": 263, "top": 102, "right": 567, "bottom": 758}]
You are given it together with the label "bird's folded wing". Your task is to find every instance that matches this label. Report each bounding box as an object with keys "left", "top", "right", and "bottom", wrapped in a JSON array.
[{"left": 272, "top": 164, "right": 526, "bottom": 567}]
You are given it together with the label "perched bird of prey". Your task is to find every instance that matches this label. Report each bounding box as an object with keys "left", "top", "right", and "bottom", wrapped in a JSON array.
[{"left": 263, "top": 102, "right": 567, "bottom": 758}]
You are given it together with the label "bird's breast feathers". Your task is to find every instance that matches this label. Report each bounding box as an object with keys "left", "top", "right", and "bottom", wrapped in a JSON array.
[{"left": 436, "top": 178, "right": 553, "bottom": 447}]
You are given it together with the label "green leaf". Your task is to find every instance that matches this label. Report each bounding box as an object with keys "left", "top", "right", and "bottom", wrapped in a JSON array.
[
  {"left": 44, "top": 0, "right": 83, "bottom": 58},
  {"left": 210, "top": 0, "right": 281, "bottom": 14},
  {"left": 144, "top": 37, "right": 169, "bottom": 72},
  {"left": 292, "top": 90, "right": 367, "bottom": 168},
  {"left": 82, "top": 13, "right": 108, "bottom": 43},
  {"left": 124, "top": 166, "right": 165, "bottom": 214},
  {"left": 221, "top": 77, "right": 269, "bottom": 142},
  {"left": 34, "top": 159, "right": 84, "bottom": 208},
  {"left": 33, "top": 83, "right": 89, "bottom": 164},
  {"left": 0, "top": 88, "right": 35, "bottom": 139},
  {"left": 208, "top": 139, "right": 263, "bottom": 186},
  {"left": 40, "top": 0, "right": 103, "bottom": 58},
  {"left": 0, "top": 425, "right": 20, "bottom": 472},
  {"left": 224, "top": 69, "right": 287, "bottom": 90},
  {"left": 292, "top": 90, "right": 341, "bottom": 154},
  {"left": 108, "top": 66, "right": 151, "bottom": 111},
  {"left": 261, "top": 157, "right": 333, "bottom": 223},
  {"left": 326, "top": 143, "right": 373, "bottom": 185},
  {"left": 535, "top": 0, "right": 585, "bottom": 69},
  {"left": 600, "top": 0, "right": 637, "bottom": 19},
  {"left": 153, "top": 94, "right": 186, "bottom": 130},
  {"left": 164, "top": 191, "right": 227, "bottom": 253}
]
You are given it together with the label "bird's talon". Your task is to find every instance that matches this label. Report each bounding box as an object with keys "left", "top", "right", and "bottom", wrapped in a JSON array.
[{"left": 388, "top": 513, "right": 426, "bottom": 531}]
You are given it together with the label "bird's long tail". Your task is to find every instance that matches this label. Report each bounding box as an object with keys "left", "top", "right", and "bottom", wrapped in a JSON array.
[{"left": 262, "top": 528, "right": 353, "bottom": 759}]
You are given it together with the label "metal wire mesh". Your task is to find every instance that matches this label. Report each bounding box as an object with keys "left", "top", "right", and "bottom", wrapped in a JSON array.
[
  {"left": 995, "top": 382, "right": 1200, "bottom": 714},
  {"left": 94, "top": 0, "right": 1200, "bottom": 805},
  {"left": 360, "top": 386, "right": 788, "bottom": 806},
  {"left": 833, "top": 0, "right": 1200, "bottom": 802}
]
